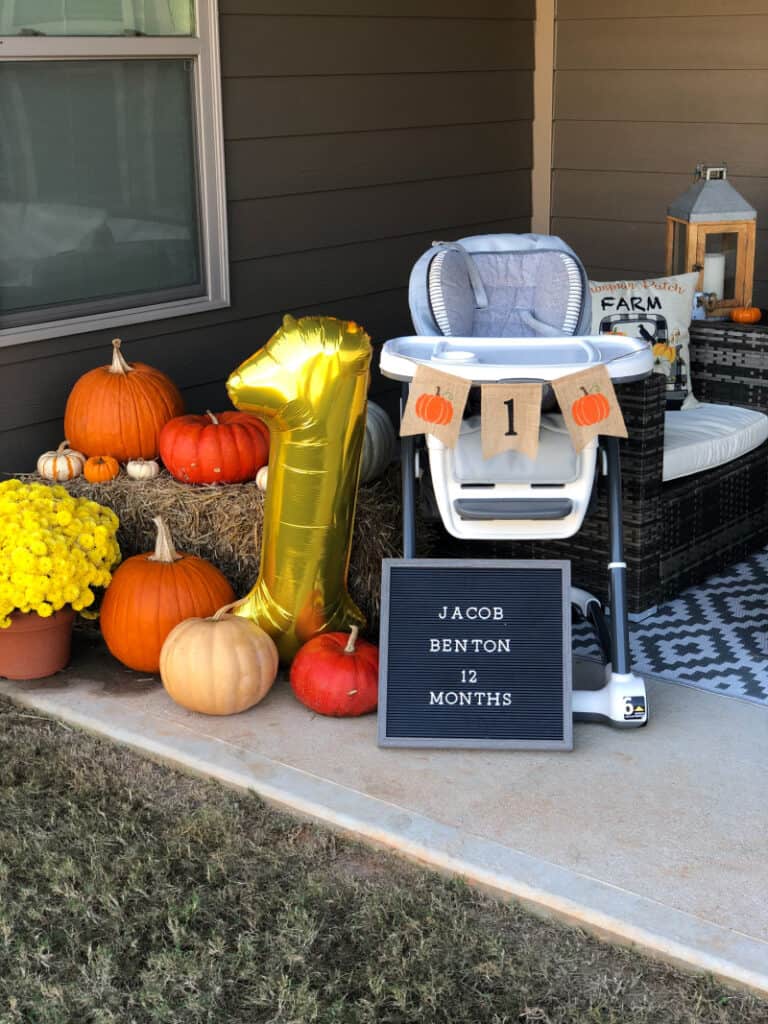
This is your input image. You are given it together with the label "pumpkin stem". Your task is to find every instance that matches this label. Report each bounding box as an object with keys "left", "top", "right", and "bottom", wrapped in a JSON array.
[
  {"left": 344, "top": 626, "right": 359, "bottom": 654},
  {"left": 212, "top": 598, "right": 247, "bottom": 621},
  {"left": 205, "top": 410, "right": 220, "bottom": 425},
  {"left": 149, "top": 515, "right": 182, "bottom": 563},
  {"left": 109, "top": 338, "right": 132, "bottom": 376},
  {"left": 57, "top": 440, "right": 71, "bottom": 453},
  {"left": 435, "top": 387, "right": 441, "bottom": 397},
  {"left": 580, "top": 386, "right": 590, "bottom": 396}
]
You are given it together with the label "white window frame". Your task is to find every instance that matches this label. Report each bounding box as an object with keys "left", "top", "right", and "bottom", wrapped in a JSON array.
[{"left": 0, "top": 0, "right": 229, "bottom": 349}]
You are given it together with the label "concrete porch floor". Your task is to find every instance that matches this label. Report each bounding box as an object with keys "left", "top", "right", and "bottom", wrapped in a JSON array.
[{"left": 1, "top": 634, "right": 767, "bottom": 996}]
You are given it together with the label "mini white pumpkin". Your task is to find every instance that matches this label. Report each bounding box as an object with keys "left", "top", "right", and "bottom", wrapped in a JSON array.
[
  {"left": 256, "top": 465, "right": 269, "bottom": 491},
  {"left": 361, "top": 401, "right": 397, "bottom": 483},
  {"left": 126, "top": 458, "right": 161, "bottom": 481},
  {"left": 37, "top": 440, "right": 86, "bottom": 481}
]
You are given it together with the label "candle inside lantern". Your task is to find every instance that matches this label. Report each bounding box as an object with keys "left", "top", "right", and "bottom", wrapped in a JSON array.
[{"left": 702, "top": 252, "right": 726, "bottom": 299}]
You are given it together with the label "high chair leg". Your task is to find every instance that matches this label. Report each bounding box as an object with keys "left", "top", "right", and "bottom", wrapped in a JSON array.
[{"left": 401, "top": 383, "right": 417, "bottom": 559}]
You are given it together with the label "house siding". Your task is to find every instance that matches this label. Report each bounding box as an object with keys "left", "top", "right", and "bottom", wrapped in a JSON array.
[
  {"left": 550, "top": 1, "right": 768, "bottom": 302},
  {"left": 0, "top": 0, "right": 534, "bottom": 474}
]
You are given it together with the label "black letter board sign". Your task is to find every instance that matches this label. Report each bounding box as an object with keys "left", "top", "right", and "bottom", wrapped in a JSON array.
[{"left": 378, "top": 559, "right": 572, "bottom": 750}]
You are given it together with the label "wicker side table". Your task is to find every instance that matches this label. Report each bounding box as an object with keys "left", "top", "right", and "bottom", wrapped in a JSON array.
[{"left": 689, "top": 321, "right": 768, "bottom": 412}]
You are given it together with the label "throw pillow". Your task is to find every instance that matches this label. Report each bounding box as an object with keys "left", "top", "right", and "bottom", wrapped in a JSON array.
[{"left": 589, "top": 272, "right": 699, "bottom": 410}]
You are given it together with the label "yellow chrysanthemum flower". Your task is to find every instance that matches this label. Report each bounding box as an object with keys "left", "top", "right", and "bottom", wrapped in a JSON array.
[{"left": 0, "top": 479, "right": 121, "bottom": 628}]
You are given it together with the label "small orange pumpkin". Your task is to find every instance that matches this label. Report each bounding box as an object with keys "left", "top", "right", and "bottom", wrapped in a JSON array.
[
  {"left": 83, "top": 455, "right": 120, "bottom": 483},
  {"left": 571, "top": 387, "right": 611, "bottom": 428},
  {"left": 730, "top": 307, "right": 761, "bottom": 324},
  {"left": 415, "top": 387, "right": 453, "bottom": 425},
  {"left": 100, "top": 516, "right": 235, "bottom": 673}
]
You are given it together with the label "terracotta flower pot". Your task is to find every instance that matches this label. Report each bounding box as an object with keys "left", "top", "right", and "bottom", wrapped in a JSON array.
[{"left": 0, "top": 608, "right": 75, "bottom": 680}]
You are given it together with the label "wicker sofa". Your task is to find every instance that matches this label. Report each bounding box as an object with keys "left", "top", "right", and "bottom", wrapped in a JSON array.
[{"left": 517, "top": 321, "right": 768, "bottom": 614}]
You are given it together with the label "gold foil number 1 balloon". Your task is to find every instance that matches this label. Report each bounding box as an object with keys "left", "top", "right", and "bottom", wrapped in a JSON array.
[{"left": 226, "top": 315, "right": 372, "bottom": 664}]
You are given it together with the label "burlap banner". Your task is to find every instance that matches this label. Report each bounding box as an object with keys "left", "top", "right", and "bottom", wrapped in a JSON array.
[
  {"left": 480, "top": 383, "right": 542, "bottom": 460},
  {"left": 400, "top": 365, "right": 470, "bottom": 448},
  {"left": 551, "top": 365, "right": 627, "bottom": 452}
]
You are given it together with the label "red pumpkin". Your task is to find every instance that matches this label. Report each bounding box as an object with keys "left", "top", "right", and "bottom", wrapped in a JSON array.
[
  {"left": 731, "top": 307, "right": 761, "bottom": 324},
  {"left": 100, "top": 516, "right": 235, "bottom": 672},
  {"left": 415, "top": 387, "right": 453, "bottom": 426},
  {"left": 160, "top": 410, "right": 270, "bottom": 485},
  {"left": 290, "top": 626, "right": 379, "bottom": 717},
  {"left": 571, "top": 387, "right": 611, "bottom": 427},
  {"left": 64, "top": 338, "right": 184, "bottom": 461}
]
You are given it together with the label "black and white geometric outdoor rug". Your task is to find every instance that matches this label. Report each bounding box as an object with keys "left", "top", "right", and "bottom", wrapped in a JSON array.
[{"left": 573, "top": 549, "right": 768, "bottom": 708}]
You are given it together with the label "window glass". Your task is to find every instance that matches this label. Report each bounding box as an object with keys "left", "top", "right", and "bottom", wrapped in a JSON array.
[
  {"left": 0, "top": 60, "right": 203, "bottom": 327},
  {"left": 0, "top": 0, "right": 194, "bottom": 36}
]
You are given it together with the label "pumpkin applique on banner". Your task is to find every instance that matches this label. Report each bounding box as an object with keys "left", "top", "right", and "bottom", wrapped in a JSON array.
[
  {"left": 400, "top": 365, "right": 470, "bottom": 448},
  {"left": 552, "top": 365, "right": 627, "bottom": 452},
  {"left": 480, "top": 383, "right": 543, "bottom": 461}
]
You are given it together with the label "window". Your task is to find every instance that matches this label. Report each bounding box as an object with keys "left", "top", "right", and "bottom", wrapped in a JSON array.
[{"left": 0, "top": 1, "right": 228, "bottom": 346}]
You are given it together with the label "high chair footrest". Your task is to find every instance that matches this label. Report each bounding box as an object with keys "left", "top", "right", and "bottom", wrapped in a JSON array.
[{"left": 453, "top": 498, "right": 574, "bottom": 521}]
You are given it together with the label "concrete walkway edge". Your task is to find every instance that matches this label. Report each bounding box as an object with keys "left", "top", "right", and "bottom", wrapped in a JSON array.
[{"left": 3, "top": 679, "right": 768, "bottom": 998}]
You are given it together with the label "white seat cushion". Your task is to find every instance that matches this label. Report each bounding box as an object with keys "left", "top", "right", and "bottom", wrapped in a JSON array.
[{"left": 663, "top": 403, "right": 768, "bottom": 482}]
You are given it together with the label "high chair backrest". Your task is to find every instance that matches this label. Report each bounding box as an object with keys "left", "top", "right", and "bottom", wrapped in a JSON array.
[{"left": 409, "top": 233, "right": 591, "bottom": 339}]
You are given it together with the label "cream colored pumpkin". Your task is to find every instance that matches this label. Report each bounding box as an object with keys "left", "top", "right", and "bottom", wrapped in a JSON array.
[
  {"left": 159, "top": 601, "right": 278, "bottom": 715},
  {"left": 361, "top": 401, "right": 396, "bottom": 483},
  {"left": 37, "top": 440, "right": 86, "bottom": 481},
  {"left": 256, "top": 465, "right": 269, "bottom": 491},
  {"left": 126, "top": 458, "right": 161, "bottom": 481}
]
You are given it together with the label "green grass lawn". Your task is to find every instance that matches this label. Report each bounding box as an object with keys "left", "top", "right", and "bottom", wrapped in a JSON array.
[{"left": 1, "top": 697, "right": 766, "bottom": 1024}]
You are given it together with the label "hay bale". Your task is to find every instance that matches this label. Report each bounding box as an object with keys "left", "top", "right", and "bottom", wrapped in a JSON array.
[{"left": 24, "top": 470, "right": 414, "bottom": 632}]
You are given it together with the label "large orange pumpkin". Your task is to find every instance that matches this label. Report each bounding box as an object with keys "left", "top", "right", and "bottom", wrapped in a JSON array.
[
  {"left": 64, "top": 338, "right": 184, "bottom": 461},
  {"left": 100, "top": 516, "right": 235, "bottom": 673}
]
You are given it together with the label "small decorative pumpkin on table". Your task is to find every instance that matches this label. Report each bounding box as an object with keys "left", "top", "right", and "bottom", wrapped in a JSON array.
[
  {"left": 64, "top": 338, "right": 184, "bottom": 460},
  {"left": 730, "top": 307, "right": 762, "bottom": 324},
  {"left": 290, "top": 626, "right": 379, "bottom": 717},
  {"left": 160, "top": 410, "right": 270, "bottom": 485},
  {"left": 83, "top": 455, "right": 120, "bottom": 483},
  {"left": 160, "top": 600, "right": 278, "bottom": 715},
  {"left": 37, "top": 440, "right": 86, "bottom": 481},
  {"left": 100, "top": 516, "right": 234, "bottom": 673}
]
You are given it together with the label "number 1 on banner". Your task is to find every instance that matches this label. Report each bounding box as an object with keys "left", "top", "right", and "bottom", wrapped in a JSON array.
[
  {"left": 504, "top": 398, "right": 517, "bottom": 437},
  {"left": 481, "top": 383, "right": 542, "bottom": 460}
]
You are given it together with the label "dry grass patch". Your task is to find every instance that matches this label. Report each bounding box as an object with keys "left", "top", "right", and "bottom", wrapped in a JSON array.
[{"left": 1, "top": 698, "right": 766, "bottom": 1024}]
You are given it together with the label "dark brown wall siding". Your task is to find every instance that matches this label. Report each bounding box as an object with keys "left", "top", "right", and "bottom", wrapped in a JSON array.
[
  {"left": 551, "top": 3, "right": 768, "bottom": 305},
  {"left": 0, "top": 1, "right": 533, "bottom": 474}
]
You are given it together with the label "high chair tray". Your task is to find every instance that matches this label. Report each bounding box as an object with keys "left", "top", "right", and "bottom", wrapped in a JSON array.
[{"left": 380, "top": 335, "right": 653, "bottom": 384}]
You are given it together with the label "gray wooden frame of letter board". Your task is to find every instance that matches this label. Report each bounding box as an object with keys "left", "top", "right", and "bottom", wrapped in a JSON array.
[{"left": 378, "top": 559, "right": 573, "bottom": 751}]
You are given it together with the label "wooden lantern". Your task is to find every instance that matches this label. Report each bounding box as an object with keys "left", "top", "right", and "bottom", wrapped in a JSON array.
[{"left": 665, "top": 165, "right": 756, "bottom": 318}]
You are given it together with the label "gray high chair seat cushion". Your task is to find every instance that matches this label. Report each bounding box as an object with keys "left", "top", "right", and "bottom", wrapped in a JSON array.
[
  {"left": 430, "top": 250, "right": 584, "bottom": 338},
  {"left": 410, "top": 233, "right": 592, "bottom": 339}
]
